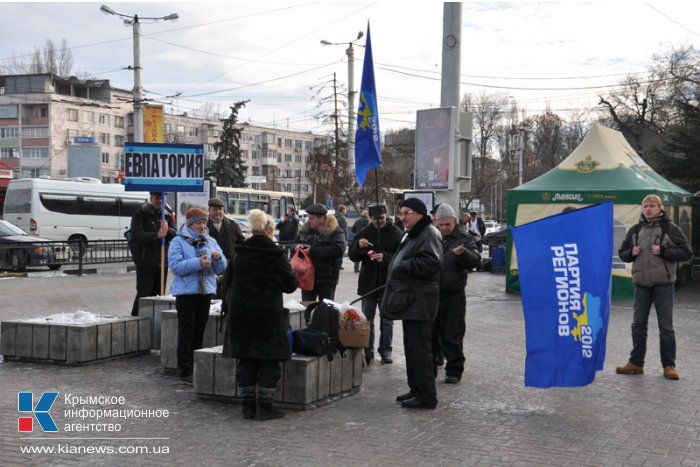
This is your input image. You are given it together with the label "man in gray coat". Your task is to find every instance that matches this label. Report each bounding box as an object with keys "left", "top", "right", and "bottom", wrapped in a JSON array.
[{"left": 381, "top": 197, "right": 442, "bottom": 409}]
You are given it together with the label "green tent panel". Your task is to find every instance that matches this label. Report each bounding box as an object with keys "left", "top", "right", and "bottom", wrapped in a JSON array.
[{"left": 506, "top": 124, "right": 693, "bottom": 300}]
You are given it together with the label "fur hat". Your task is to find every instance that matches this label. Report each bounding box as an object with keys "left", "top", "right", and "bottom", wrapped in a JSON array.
[
  {"left": 435, "top": 203, "right": 456, "bottom": 220},
  {"left": 367, "top": 203, "right": 387, "bottom": 218},
  {"left": 400, "top": 197, "right": 427, "bottom": 216}
]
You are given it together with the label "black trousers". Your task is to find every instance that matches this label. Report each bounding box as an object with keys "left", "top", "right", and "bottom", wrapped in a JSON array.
[
  {"left": 432, "top": 291, "right": 467, "bottom": 378},
  {"left": 301, "top": 282, "right": 337, "bottom": 302},
  {"left": 131, "top": 266, "right": 168, "bottom": 316},
  {"left": 176, "top": 294, "right": 211, "bottom": 377},
  {"left": 403, "top": 319, "right": 437, "bottom": 405},
  {"left": 237, "top": 359, "right": 282, "bottom": 389}
]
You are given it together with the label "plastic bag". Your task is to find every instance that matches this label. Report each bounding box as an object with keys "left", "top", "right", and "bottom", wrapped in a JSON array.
[{"left": 290, "top": 245, "right": 315, "bottom": 291}]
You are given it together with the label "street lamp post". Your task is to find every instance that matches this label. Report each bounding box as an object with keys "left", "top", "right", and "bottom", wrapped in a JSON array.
[
  {"left": 321, "top": 31, "right": 364, "bottom": 175},
  {"left": 100, "top": 5, "right": 178, "bottom": 143}
]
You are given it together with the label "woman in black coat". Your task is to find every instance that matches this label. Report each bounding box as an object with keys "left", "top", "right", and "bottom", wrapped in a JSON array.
[{"left": 222, "top": 209, "right": 298, "bottom": 420}]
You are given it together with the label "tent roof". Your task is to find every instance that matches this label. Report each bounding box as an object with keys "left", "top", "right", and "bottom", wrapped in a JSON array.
[{"left": 511, "top": 124, "right": 691, "bottom": 198}]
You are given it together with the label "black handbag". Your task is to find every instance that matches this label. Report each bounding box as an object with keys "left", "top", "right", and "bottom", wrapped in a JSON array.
[{"left": 292, "top": 328, "right": 334, "bottom": 361}]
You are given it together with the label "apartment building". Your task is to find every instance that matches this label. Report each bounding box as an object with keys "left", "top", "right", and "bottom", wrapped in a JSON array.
[{"left": 0, "top": 73, "right": 328, "bottom": 199}]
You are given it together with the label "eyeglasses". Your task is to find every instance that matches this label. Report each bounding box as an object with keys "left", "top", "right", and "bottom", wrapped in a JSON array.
[{"left": 399, "top": 209, "right": 415, "bottom": 216}]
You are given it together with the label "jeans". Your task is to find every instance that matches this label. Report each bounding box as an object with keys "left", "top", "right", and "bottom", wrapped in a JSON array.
[
  {"left": 361, "top": 294, "right": 393, "bottom": 356},
  {"left": 629, "top": 284, "right": 676, "bottom": 368}
]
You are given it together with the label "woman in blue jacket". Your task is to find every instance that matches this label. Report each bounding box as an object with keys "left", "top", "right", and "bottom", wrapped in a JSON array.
[{"left": 168, "top": 207, "right": 227, "bottom": 385}]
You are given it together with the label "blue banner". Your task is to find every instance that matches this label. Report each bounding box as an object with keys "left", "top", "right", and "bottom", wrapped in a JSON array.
[
  {"left": 511, "top": 202, "right": 613, "bottom": 388},
  {"left": 355, "top": 23, "right": 381, "bottom": 187},
  {"left": 124, "top": 142, "right": 204, "bottom": 192}
]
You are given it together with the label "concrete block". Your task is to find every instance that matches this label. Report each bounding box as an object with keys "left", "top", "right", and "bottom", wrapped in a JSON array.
[
  {"left": 138, "top": 318, "right": 151, "bottom": 351},
  {"left": 160, "top": 310, "right": 178, "bottom": 369},
  {"left": 329, "top": 353, "right": 343, "bottom": 396},
  {"left": 214, "top": 349, "right": 237, "bottom": 397},
  {"left": 341, "top": 351, "right": 354, "bottom": 392},
  {"left": 66, "top": 326, "right": 97, "bottom": 362},
  {"left": 202, "top": 312, "right": 218, "bottom": 349},
  {"left": 16, "top": 322, "right": 34, "bottom": 358},
  {"left": 1, "top": 321, "right": 17, "bottom": 356},
  {"left": 49, "top": 325, "right": 67, "bottom": 361},
  {"left": 194, "top": 348, "right": 215, "bottom": 395},
  {"left": 213, "top": 314, "right": 226, "bottom": 346},
  {"left": 317, "top": 357, "right": 331, "bottom": 400},
  {"left": 289, "top": 310, "right": 304, "bottom": 330},
  {"left": 96, "top": 323, "right": 112, "bottom": 359},
  {"left": 111, "top": 321, "right": 125, "bottom": 356},
  {"left": 32, "top": 324, "right": 50, "bottom": 359},
  {"left": 352, "top": 347, "right": 363, "bottom": 387},
  {"left": 283, "top": 355, "right": 318, "bottom": 405},
  {"left": 124, "top": 319, "right": 138, "bottom": 354},
  {"left": 151, "top": 301, "right": 175, "bottom": 349}
]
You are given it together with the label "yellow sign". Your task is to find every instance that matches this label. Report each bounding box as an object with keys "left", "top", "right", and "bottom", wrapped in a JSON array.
[{"left": 144, "top": 105, "right": 164, "bottom": 143}]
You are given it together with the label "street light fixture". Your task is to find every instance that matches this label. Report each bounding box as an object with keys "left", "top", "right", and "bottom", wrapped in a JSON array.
[
  {"left": 100, "top": 4, "right": 179, "bottom": 143},
  {"left": 320, "top": 31, "right": 364, "bottom": 174}
]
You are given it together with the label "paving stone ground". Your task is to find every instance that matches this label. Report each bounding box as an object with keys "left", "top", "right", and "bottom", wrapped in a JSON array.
[{"left": 1, "top": 261, "right": 699, "bottom": 466}]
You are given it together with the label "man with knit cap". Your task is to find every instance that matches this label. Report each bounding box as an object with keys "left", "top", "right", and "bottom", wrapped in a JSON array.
[
  {"left": 432, "top": 203, "right": 481, "bottom": 384},
  {"left": 381, "top": 197, "right": 442, "bottom": 409}
]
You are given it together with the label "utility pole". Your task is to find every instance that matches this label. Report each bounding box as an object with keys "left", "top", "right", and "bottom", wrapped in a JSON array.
[{"left": 333, "top": 73, "right": 340, "bottom": 172}]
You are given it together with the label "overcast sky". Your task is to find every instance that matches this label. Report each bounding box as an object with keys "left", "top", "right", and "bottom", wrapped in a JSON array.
[{"left": 1, "top": 1, "right": 698, "bottom": 134}]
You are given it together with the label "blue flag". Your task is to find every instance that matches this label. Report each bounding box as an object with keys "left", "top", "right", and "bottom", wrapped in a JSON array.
[
  {"left": 511, "top": 202, "right": 613, "bottom": 388},
  {"left": 355, "top": 23, "right": 381, "bottom": 186}
]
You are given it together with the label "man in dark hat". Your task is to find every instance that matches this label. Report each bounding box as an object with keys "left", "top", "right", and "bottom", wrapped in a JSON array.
[
  {"left": 351, "top": 209, "right": 370, "bottom": 272},
  {"left": 129, "top": 192, "right": 176, "bottom": 316},
  {"left": 207, "top": 197, "right": 244, "bottom": 262},
  {"left": 295, "top": 203, "right": 346, "bottom": 302},
  {"left": 348, "top": 203, "right": 403, "bottom": 365},
  {"left": 381, "top": 197, "right": 442, "bottom": 409}
]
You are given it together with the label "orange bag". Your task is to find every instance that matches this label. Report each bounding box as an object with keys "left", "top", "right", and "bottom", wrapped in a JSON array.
[{"left": 291, "top": 245, "right": 315, "bottom": 291}]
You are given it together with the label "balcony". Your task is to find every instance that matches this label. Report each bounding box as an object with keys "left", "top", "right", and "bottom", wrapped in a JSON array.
[{"left": 262, "top": 157, "right": 278, "bottom": 166}]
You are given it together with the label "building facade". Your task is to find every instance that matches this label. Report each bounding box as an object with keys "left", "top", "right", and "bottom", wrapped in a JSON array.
[{"left": 0, "top": 73, "right": 328, "bottom": 200}]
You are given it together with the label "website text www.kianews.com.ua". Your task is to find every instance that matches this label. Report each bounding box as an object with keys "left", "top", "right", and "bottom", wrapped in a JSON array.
[{"left": 20, "top": 444, "right": 170, "bottom": 455}]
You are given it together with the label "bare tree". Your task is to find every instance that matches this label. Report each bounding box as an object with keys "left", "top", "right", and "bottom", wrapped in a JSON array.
[{"left": 2, "top": 39, "right": 74, "bottom": 76}]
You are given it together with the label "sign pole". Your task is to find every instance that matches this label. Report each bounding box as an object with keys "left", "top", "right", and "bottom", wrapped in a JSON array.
[{"left": 160, "top": 191, "right": 166, "bottom": 296}]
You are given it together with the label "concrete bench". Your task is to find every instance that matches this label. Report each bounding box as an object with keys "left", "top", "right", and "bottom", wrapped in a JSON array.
[
  {"left": 193, "top": 345, "right": 363, "bottom": 410},
  {"left": 160, "top": 308, "right": 305, "bottom": 371},
  {"left": 138, "top": 296, "right": 176, "bottom": 350},
  {"left": 1, "top": 316, "right": 151, "bottom": 364}
]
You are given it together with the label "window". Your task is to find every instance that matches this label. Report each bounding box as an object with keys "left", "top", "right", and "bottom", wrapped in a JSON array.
[
  {"left": 22, "top": 127, "right": 49, "bottom": 138},
  {"left": 188, "top": 127, "right": 198, "bottom": 137},
  {"left": 21, "top": 148, "right": 49, "bottom": 159},
  {"left": 252, "top": 150, "right": 259, "bottom": 160},
  {"left": 99, "top": 113, "right": 110, "bottom": 125},
  {"left": 114, "top": 135, "right": 125, "bottom": 147},
  {"left": 99, "top": 133, "right": 110, "bottom": 145},
  {"left": 114, "top": 116, "right": 125, "bottom": 128},
  {"left": 295, "top": 169, "right": 301, "bottom": 177},
  {"left": 67, "top": 108, "right": 78, "bottom": 122},
  {"left": 285, "top": 154, "right": 292, "bottom": 162},
  {"left": 295, "top": 154, "right": 302, "bottom": 163},
  {"left": 285, "top": 138, "right": 293, "bottom": 148},
  {"left": 1, "top": 147, "right": 20, "bottom": 158},
  {"left": 0, "top": 127, "right": 19, "bottom": 138},
  {"left": 305, "top": 141, "right": 313, "bottom": 150},
  {"left": 21, "top": 167, "right": 49, "bottom": 178},
  {"left": 176, "top": 125, "right": 185, "bottom": 135},
  {"left": 0, "top": 104, "right": 18, "bottom": 118},
  {"left": 295, "top": 139, "right": 303, "bottom": 149},
  {"left": 165, "top": 123, "right": 171, "bottom": 134},
  {"left": 252, "top": 166, "right": 260, "bottom": 176},
  {"left": 127, "top": 114, "right": 133, "bottom": 127},
  {"left": 101, "top": 152, "right": 110, "bottom": 164},
  {"left": 83, "top": 111, "right": 95, "bottom": 123}
]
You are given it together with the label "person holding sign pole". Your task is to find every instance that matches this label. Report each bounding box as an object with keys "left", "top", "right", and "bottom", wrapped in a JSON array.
[{"left": 130, "top": 192, "right": 176, "bottom": 316}]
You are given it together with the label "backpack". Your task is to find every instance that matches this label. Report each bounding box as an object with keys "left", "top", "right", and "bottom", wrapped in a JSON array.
[
  {"left": 300, "top": 301, "right": 346, "bottom": 360},
  {"left": 292, "top": 328, "right": 334, "bottom": 361}
]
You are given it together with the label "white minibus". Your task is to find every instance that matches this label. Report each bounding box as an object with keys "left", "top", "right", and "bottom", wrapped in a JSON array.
[{"left": 3, "top": 178, "right": 149, "bottom": 243}]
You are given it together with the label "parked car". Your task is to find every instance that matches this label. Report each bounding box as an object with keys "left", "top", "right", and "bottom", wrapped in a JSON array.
[
  {"left": 0, "top": 220, "right": 64, "bottom": 271},
  {"left": 484, "top": 220, "right": 501, "bottom": 235},
  {"left": 233, "top": 219, "right": 253, "bottom": 240}
]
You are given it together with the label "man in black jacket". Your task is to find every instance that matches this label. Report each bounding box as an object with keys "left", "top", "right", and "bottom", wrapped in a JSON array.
[
  {"left": 130, "top": 192, "right": 176, "bottom": 316},
  {"left": 206, "top": 198, "right": 244, "bottom": 262},
  {"left": 433, "top": 203, "right": 481, "bottom": 384},
  {"left": 348, "top": 203, "right": 403, "bottom": 365},
  {"left": 381, "top": 197, "right": 442, "bottom": 409},
  {"left": 351, "top": 209, "right": 370, "bottom": 272},
  {"left": 295, "top": 203, "right": 346, "bottom": 302}
]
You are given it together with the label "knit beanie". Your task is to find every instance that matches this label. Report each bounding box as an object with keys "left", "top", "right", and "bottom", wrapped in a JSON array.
[
  {"left": 186, "top": 207, "right": 208, "bottom": 226},
  {"left": 435, "top": 203, "right": 456, "bottom": 220},
  {"left": 400, "top": 197, "right": 428, "bottom": 216}
]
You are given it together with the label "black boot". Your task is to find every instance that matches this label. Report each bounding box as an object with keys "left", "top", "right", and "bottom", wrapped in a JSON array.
[
  {"left": 240, "top": 385, "right": 256, "bottom": 420},
  {"left": 256, "top": 387, "right": 284, "bottom": 421}
]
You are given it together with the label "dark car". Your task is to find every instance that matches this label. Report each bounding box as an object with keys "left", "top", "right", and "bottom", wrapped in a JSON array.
[{"left": 0, "top": 219, "right": 64, "bottom": 271}]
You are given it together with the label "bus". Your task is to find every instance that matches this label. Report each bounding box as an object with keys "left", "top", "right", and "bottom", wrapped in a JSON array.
[
  {"left": 213, "top": 187, "right": 296, "bottom": 224},
  {"left": 3, "top": 178, "right": 149, "bottom": 243}
]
